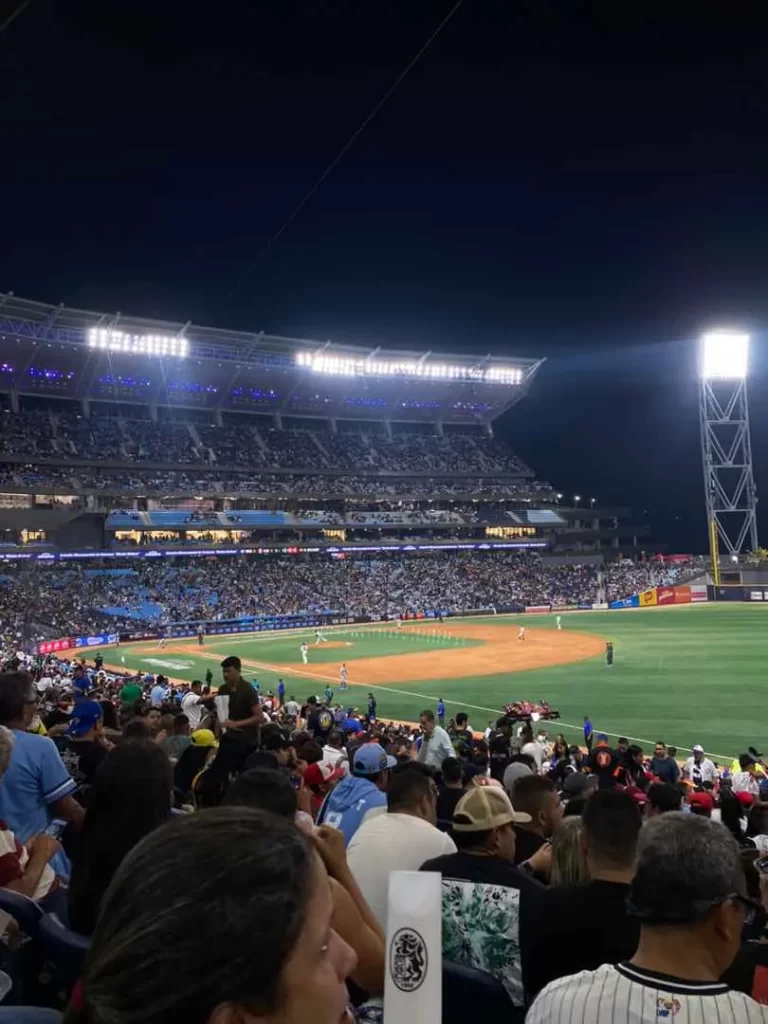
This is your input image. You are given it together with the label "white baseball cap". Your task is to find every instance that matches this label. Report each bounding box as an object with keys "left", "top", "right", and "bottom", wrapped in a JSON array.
[{"left": 692, "top": 744, "right": 704, "bottom": 753}]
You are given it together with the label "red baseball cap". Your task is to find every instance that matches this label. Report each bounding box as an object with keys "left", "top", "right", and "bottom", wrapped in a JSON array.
[
  {"left": 688, "top": 791, "right": 715, "bottom": 811},
  {"left": 735, "top": 790, "right": 755, "bottom": 808},
  {"left": 303, "top": 762, "right": 344, "bottom": 788},
  {"left": 624, "top": 785, "right": 648, "bottom": 806}
]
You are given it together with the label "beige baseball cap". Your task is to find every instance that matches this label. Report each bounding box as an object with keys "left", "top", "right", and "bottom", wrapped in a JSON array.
[{"left": 452, "top": 785, "right": 531, "bottom": 831}]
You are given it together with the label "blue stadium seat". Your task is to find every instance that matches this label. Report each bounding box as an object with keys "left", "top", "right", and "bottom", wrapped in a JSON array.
[
  {"left": 0, "top": 1010, "right": 61, "bottom": 1022},
  {"left": 442, "top": 959, "right": 522, "bottom": 1024},
  {"left": 38, "top": 914, "right": 90, "bottom": 993},
  {"left": 0, "top": 891, "right": 43, "bottom": 938}
]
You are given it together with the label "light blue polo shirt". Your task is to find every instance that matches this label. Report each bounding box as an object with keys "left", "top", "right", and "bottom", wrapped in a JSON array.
[{"left": 0, "top": 730, "right": 76, "bottom": 877}]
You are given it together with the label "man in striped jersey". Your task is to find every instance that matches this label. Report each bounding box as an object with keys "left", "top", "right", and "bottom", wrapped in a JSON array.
[{"left": 526, "top": 813, "right": 768, "bottom": 1022}]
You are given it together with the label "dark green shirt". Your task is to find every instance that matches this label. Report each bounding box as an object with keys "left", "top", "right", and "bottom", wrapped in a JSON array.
[{"left": 219, "top": 678, "right": 260, "bottom": 739}]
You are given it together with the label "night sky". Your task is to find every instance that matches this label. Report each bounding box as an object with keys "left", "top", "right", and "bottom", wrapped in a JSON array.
[{"left": 2, "top": 1, "right": 768, "bottom": 551}]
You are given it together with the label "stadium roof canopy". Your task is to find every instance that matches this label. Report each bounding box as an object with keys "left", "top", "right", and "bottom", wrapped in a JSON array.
[{"left": 0, "top": 294, "right": 543, "bottom": 425}]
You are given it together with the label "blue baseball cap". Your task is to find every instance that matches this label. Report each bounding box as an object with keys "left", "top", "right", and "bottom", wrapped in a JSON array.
[
  {"left": 67, "top": 701, "right": 103, "bottom": 738},
  {"left": 353, "top": 742, "right": 396, "bottom": 776}
]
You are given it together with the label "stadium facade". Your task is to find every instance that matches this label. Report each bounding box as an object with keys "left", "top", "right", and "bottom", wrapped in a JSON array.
[{"left": 0, "top": 294, "right": 651, "bottom": 557}]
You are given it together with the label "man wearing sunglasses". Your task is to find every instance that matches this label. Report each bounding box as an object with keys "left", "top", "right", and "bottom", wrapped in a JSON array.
[{"left": 527, "top": 813, "right": 766, "bottom": 1023}]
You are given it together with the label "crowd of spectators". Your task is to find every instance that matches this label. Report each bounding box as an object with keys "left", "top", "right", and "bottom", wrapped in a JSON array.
[
  {"left": 0, "top": 408, "right": 533, "bottom": 472},
  {"left": 2, "top": 467, "right": 554, "bottom": 501},
  {"left": 0, "top": 650, "right": 765, "bottom": 1020},
  {"left": 0, "top": 552, "right": 685, "bottom": 646}
]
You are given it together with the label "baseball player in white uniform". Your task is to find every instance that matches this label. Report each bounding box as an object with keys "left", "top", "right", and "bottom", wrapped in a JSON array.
[
  {"left": 339, "top": 663, "right": 349, "bottom": 691},
  {"left": 556, "top": 615, "right": 562, "bottom": 630},
  {"left": 518, "top": 626, "right": 526, "bottom": 641},
  {"left": 300, "top": 642, "right": 309, "bottom": 664}
]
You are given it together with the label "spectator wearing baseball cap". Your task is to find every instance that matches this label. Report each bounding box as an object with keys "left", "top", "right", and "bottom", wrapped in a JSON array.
[
  {"left": 688, "top": 790, "right": 715, "bottom": 817},
  {"left": 683, "top": 744, "right": 717, "bottom": 785},
  {"left": 732, "top": 753, "right": 761, "bottom": 798},
  {"left": 528, "top": 814, "right": 764, "bottom": 1024},
  {"left": 526, "top": 790, "right": 643, "bottom": 998},
  {"left": 316, "top": 741, "right": 395, "bottom": 845},
  {"left": 59, "top": 700, "right": 109, "bottom": 787},
  {"left": 347, "top": 763, "right": 456, "bottom": 930},
  {"left": 303, "top": 761, "right": 344, "bottom": 818},
  {"left": 420, "top": 785, "right": 545, "bottom": 1008}
]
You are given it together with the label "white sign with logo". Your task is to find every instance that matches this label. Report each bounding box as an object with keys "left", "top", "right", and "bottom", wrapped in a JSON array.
[{"left": 385, "top": 871, "right": 441, "bottom": 1024}]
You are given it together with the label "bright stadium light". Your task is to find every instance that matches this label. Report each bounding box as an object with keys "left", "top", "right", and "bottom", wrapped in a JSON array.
[
  {"left": 294, "top": 351, "right": 524, "bottom": 385},
  {"left": 700, "top": 331, "right": 749, "bottom": 380},
  {"left": 699, "top": 326, "right": 759, "bottom": 569},
  {"left": 87, "top": 328, "right": 188, "bottom": 359}
]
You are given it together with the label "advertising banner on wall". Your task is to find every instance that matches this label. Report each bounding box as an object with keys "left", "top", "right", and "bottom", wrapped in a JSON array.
[
  {"left": 656, "top": 587, "right": 677, "bottom": 606},
  {"left": 690, "top": 584, "right": 708, "bottom": 603},
  {"left": 609, "top": 595, "right": 640, "bottom": 609},
  {"left": 74, "top": 633, "right": 119, "bottom": 648},
  {"left": 38, "top": 637, "right": 74, "bottom": 655},
  {"left": 639, "top": 589, "right": 658, "bottom": 607}
]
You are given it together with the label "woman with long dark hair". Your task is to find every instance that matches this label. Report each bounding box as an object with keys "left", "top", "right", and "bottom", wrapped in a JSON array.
[
  {"left": 67, "top": 740, "right": 173, "bottom": 935},
  {"left": 63, "top": 809, "right": 356, "bottom": 1024}
]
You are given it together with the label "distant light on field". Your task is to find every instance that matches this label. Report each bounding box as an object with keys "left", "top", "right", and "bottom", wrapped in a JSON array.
[
  {"left": 295, "top": 350, "right": 524, "bottom": 385},
  {"left": 700, "top": 331, "right": 749, "bottom": 380}
]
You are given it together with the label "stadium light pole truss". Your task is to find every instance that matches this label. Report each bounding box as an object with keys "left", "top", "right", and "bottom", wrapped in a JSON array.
[{"left": 698, "top": 331, "right": 758, "bottom": 581}]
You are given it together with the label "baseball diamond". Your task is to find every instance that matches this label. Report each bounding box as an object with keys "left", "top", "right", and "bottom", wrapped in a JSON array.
[{"left": 109, "top": 604, "right": 768, "bottom": 760}]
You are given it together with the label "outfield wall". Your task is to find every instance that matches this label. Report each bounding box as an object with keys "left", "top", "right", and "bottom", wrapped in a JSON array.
[
  {"left": 36, "top": 587, "right": 722, "bottom": 655},
  {"left": 609, "top": 583, "right": 708, "bottom": 610}
]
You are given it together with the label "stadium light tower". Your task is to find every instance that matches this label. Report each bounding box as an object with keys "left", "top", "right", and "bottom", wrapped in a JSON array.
[{"left": 699, "top": 330, "right": 758, "bottom": 583}]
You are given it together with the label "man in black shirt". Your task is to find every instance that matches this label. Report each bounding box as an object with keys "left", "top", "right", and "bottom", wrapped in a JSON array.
[
  {"left": 421, "top": 784, "right": 546, "bottom": 1009},
  {"left": 218, "top": 656, "right": 263, "bottom": 744},
  {"left": 588, "top": 733, "right": 622, "bottom": 789},
  {"left": 525, "top": 789, "right": 642, "bottom": 997},
  {"left": 306, "top": 697, "right": 335, "bottom": 744},
  {"left": 649, "top": 740, "right": 680, "bottom": 785},
  {"left": 509, "top": 774, "right": 563, "bottom": 882},
  {"left": 488, "top": 716, "right": 513, "bottom": 782},
  {"left": 58, "top": 700, "right": 109, "bottom": 788},
  {"left": 450, "top": 712, "right": 473, "bottom": 750},
  {"left": 435, "top": 756, "right": 465, "bottom": 825}
]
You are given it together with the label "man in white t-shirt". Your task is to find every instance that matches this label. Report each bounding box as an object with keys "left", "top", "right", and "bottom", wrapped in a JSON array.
[
  {"left": 683, "top": 744, "right": 717, "bottom": 786},
  {"left": 322, "top": 731, "right": 348, "bottom": 774},
  {"left": 521, "top": 734, "right": 547, "bottom": 771},
  {"left": 36, "top": 675, "right": 53, "bottom": 696},
  {"left": 180, "top": 680, "right": 209, "bottom": 731},
  {"left": 527, "top": 813, "right": 768, "bottom": 1023},
  {"left": 348, "top": 761, "right": 456, "bottom": 930}
]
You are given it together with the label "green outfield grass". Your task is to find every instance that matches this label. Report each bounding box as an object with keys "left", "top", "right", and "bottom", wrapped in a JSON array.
[{"left": 111, "top": 604, "right": 768, "bottom": 761}]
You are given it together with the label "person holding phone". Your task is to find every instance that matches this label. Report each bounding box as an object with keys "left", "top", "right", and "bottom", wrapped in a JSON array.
[{"left": 0, "top": 724, "right": 61, "bottom": 904}]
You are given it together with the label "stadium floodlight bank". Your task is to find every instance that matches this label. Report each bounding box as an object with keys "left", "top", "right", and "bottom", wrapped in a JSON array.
[
  {"left": 0, "top": 294, "right": 543, "bottom": 425},
  {"left": 698, "top": 330, "right": 759, "bottom": 578}
]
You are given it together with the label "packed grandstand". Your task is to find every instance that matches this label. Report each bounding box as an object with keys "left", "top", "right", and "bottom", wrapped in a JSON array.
[
  {"left": 2, "top": 553, "right": 689, "bottom": 647},
  {"left": 1, "top": 296, "right": 760, "bottom": 1023}
]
